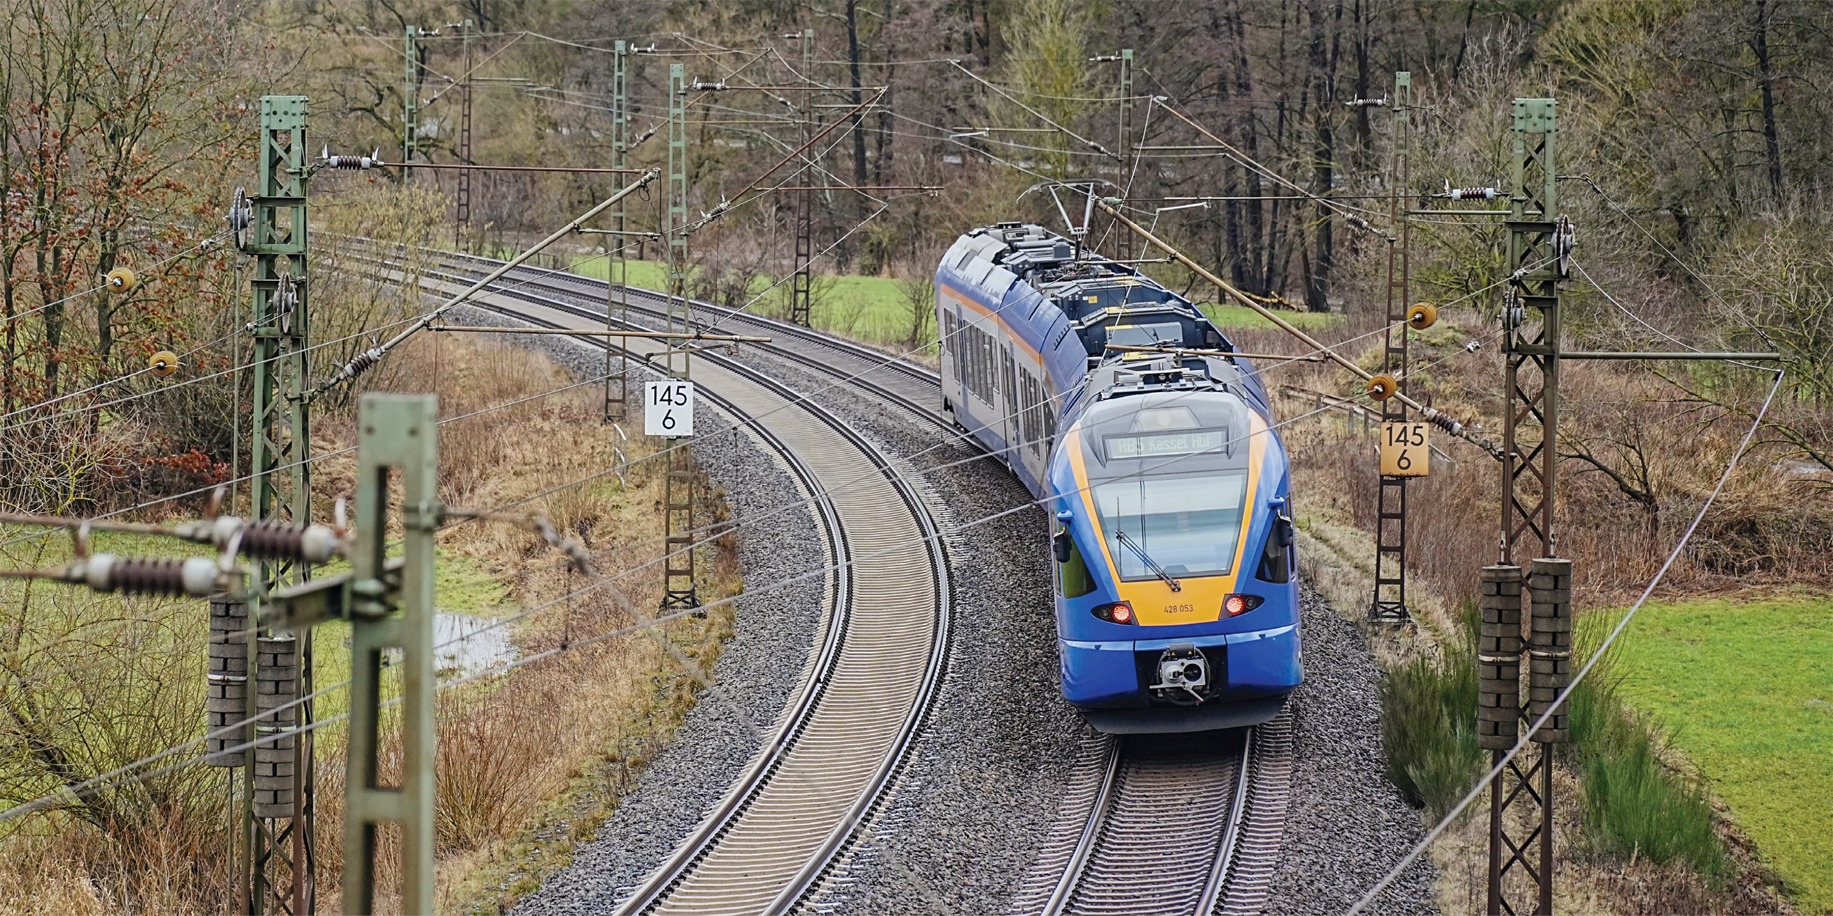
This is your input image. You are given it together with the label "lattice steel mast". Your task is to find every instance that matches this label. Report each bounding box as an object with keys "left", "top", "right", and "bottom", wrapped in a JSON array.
[
  {"left": 1370, "top": 71, "right": 1413, "bottom": 623},
  {"left": 1485, "top": 97, "right": 1566, "bottom": 916},
  {"left": 660, "top": 63, "right": 700, "bottom": 610},
  {"left": 239, "top": 95, "right": 315, "bottom": 916},
  {"left": 790, "top": 28, "right": 818, "bottom": 328},
  {"left": 605, "top": 39, "right": 632, "bottom": 421}
]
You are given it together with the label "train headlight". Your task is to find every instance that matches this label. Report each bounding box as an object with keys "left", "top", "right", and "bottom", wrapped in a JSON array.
[
  {"left": 1092, "top": 601, "right": 1136, "bottom": 625},
  {"left": 1223, "top": 593, "right": 1265, "bottom": 617}
]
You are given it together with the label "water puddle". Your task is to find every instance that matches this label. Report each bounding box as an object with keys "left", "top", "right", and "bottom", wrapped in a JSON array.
[{"left": 434, "top": 612, "right": 518, "bottom": 678}]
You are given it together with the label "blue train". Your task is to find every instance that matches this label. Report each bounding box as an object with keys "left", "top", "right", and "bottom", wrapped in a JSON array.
[{"left": 936, "top": 222, "right": 1301, "bottom": 733}]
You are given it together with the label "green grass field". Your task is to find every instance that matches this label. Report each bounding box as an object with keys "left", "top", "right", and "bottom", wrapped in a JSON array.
[
  {"left": 1199, "top": 303, "right": 1342, "bottom": 331},
  {"left": 1610, "top": 596, "right": 1833, "bottom": 910},
  {"left": 558, "top": 254, "right": 1339, "bottom": 353}
]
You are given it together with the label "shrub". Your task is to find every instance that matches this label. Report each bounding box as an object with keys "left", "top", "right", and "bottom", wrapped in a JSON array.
[
  {"left": 1580, "top": 733, "right": 1728, "bottom": 877},
  {"left": 1568, "top": 618, "right": 1729, "bottom": 877},
  {"left": 1380, "top": 604, "right": 1485, "bottom": 819}
]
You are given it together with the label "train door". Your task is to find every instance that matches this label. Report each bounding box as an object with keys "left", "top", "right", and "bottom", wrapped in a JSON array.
[
  {"left": 963, "top": 313, "right": 998, "bottom": 436},
  {"left": 939, "top": 305, "right": 961, "bottom": 417},
  {"left": 1000, "top": 344, "right": 1021, "bottom": 462}
]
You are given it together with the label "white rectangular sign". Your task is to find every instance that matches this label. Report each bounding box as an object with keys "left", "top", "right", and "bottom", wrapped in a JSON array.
[{"left": 645, "top": 380, "right": 695, "bottom": 437}]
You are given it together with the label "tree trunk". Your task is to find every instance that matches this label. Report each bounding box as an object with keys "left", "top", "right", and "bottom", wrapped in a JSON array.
[
  {"left": 877, "top": 0, "right": 896, "bottom": 184},
  {"left": 1304, "top": 0, "right": 1341, "bottom": 313},
  {"left": 1352, "top": 0, "right": 1372, "bottom": 160},
  {"left": 847, "top": 0, "right": 868, "bottom": 189},
  {"left": 1452, "top": 0, "right": 1477, "bottom": 82},
  {"left": 1230, "top": 0, "right": 1267, "bottom": 295},
  {"left": 1752, "top": 0, "right": 1784, "bottom": 202}
]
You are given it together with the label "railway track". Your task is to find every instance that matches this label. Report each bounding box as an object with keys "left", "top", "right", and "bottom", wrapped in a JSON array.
[
  {"left": 382, "top": 248, "right": 1299, "bottom": 913},
  {"left": 390, "top": 252, "right": 953, "bottom": 914},
  {"left": 396, "top": 246, "right": 944, "bottom": 419},
  {"left": 1019, "top": 714, "right": 1294, "bottom": 916}
]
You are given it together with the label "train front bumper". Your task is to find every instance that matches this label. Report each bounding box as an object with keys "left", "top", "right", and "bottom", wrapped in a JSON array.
[{"left": 1059, "top": 623, "right": 1301, "bottom": 732}]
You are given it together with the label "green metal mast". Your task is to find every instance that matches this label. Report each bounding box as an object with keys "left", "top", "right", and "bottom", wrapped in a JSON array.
[
  {"left": 1488, "top": 96, "right": 1561, "bottom": 916},
  {"left": 1503, "top": 97, "right": 1560, "bottom": 568},
  {"left": 790, "top": 28, "right": 816, "bottom": 328},
  {"left": 342, "top": 395, "right": 440, "bottom": 916},
  {"left": 257, "top": 396, "right": 443, "bottom": 916},
  {"left": 245, "top": 94, "right": 314, "bottom": 915},
  {"left": 455, "top": 19, "right": 473, "bottom": 246},
  {"left": 403, "top": 26, "right": 420, "bottom": 170},
  {"left": 661, "top": 62, "right": 699, "bottom": 610},
  {"left": 605, "top": 39, "right": 631, "bottom": 421}
]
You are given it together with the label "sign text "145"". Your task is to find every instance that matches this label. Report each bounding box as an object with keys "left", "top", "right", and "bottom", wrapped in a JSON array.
[
  {"left": 1379, "top": 421, "right": 1430, "bottom": 477},
  {"left": 645, "top": 380, "right": 695, "bottom": 437}
]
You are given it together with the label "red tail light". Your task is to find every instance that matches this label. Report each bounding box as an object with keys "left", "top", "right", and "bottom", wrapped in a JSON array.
[
  {"left": 1224, "top": 593, "right": 1265, "bottom": 617},
  {"left": 1093, "top": 601, "right": 1136, "bottom": 625}
]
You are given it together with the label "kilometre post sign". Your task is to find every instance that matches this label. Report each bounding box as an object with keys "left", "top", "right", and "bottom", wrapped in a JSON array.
[
  {"left": 645, "top": 380, "right": 695, "bottom": 437},
  {"left": 1380, "top": 421, "right": 1429, "bottom": 477}
]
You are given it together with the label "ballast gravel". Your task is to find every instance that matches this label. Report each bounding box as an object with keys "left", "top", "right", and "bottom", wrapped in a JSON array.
[
  {"left": 730, "top": 349, "right": 1093, "bottom": 916},
  {"left": 460, "top": 296, "right": 1438, "bottom": 915},
  {"left": 455, "top": 311, "right": 832, "bottom": 914},
  {"left": 750, "top": 347, "right": 1439, "bottom": 916},
  {"left": 1259, "top": 586, "right": 1439, "bottom": 916}
]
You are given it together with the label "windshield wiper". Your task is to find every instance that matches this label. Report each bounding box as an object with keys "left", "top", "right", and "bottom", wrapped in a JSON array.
[{"left": 1115, "top": 529, "right": 1181, "bottom": 591}]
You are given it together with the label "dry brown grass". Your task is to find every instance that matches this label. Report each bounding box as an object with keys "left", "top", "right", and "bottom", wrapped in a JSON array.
[
  {"left": 313, "top": 334, "right": 744, "bottom": 916},
  {"left": 0, "top": 332, "right": 743, "bottom": 915},
  {"left": 1256, "top": 304, "right": 1833, "bottom": 611}
]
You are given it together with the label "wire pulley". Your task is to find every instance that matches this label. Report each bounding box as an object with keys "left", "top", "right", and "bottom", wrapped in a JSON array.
[
  {"left": 1553, "top": 216, "right": 1577, "bottom": 279},
  {"left": 148, "top": 350, "right": 180, "bottom": 378},
  {"left": 228, "top": 187, "right": 252, "bottom": 252},
  {"left": 106, "top": 267, "right": 137, "bottom": 293},
  {"left": 1406, "top": 302, "right": 1439, "bottom": 330},
  {"left": 1366, "top": 374, "right": 1399, "bottom": 401},
  {"left": 275, "top": 274, "right": 300, "bottom": 336}
]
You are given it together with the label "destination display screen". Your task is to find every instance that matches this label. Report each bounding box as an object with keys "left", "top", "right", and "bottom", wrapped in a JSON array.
[{"left": 1104, "top": 428, "right": 1230, "bottom": 461}]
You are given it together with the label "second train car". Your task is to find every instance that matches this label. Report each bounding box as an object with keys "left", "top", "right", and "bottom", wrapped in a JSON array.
[{"left": 936, "top": 221, "right": 1301, "bottom": 733}]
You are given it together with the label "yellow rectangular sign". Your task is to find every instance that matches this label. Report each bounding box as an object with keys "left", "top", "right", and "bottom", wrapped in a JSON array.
[{"left": 1380, "top": 422, "right": 1430, "bottom": 477}]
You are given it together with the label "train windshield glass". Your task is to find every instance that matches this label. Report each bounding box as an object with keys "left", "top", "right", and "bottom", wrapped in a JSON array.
[
  {"left": 1091, "top": 473, "right": 1248, "bottom": 580},
  {"left": 1108, "top": 322, "right": 1183, "bottom": 347}
]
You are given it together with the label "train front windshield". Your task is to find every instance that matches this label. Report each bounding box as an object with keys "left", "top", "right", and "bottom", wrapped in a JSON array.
[{"left": 1091, "top": 473, "right": 1248, "bottom": 579}]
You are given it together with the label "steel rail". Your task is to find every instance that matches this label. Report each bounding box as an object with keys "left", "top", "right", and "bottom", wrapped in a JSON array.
[
  {"left": 364, "top": 245, "right": 946, "bottom": 421},
  {"left": 345, "top": 239, "right": 941, "bottom": 390},
  {"left": 389, "top": 254, "right": 954, "bottom": 915},
  {"left": 1032, "top": 715, "right": 1292, "bottom": 916}
]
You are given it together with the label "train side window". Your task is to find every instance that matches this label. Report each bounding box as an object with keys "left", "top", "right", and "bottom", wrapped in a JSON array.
[
  {"left": 1255, "top": 514, "right": 1295, "bottom": 584},
  {"left": 970, "top": 329, "right": 983, "bottom": 399},
  {"left": 979, "top": 332, "right": 992, "bottom": 400},
  {"left": 966, "top": 328, "right": 976, "bottom": 397},
  {"left": 1033, "top": 371, "right": 1048, "bottom": 447},
  {"left": 945, "top": 313, "right": 963, "bottom": 385},
  {"left": 1056, "top": 530, "right": 1097, "bottom": 598},
  {"left": 1001, "top": 348, "right": 1015, "bottom": 409}
]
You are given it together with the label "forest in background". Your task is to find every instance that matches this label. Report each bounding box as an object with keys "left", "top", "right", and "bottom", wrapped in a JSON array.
[
  {"left": 3, "top": 0, "right": 1831, "bottom": 515},
  {"left": 0, "top": 0, "right": 1829, "bottom": 912}
]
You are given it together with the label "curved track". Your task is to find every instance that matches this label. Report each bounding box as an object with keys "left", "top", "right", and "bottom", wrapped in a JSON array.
[
  {"left": 384, "top": 248, "right": 1297, "bottom": 914},
  {"left": 396, "top": 252, "right": 953, "bottom": 914},
  {"left": 412, "top": 248, "right": 943, "bottom": 419}
]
